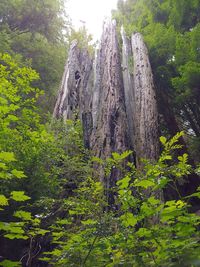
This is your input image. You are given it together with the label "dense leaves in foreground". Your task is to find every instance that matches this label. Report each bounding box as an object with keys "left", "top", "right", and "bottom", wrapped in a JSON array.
[
  {"left": 0, "top": 54, "right": 200, "bottom": 267},
  {"left": 40, "top": 132, "right": 200, "bottom": 267},
  {"left": 0, "top": 54, "right": 89, "bottom": 266}
]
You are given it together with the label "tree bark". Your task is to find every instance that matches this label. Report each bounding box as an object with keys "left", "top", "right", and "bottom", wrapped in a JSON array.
[
  {"left": 121, "top": 26, "right": 135, "bottom": 150},
  {"left": 90, "top": 20, "right": 130, "bottom": 186},
  {"left": 131, "top": 33, "right": 159, "bottom": 165},
  {"left": 53, "top": 40, "right": 94, "bottom": 148}
]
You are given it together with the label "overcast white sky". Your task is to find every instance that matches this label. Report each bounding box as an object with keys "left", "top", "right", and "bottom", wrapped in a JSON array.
[{"left": 66, "top": 0, "right": 118, "bottom": 40}]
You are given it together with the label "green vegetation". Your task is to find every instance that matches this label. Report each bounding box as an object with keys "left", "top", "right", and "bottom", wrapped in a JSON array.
[
  {"left": 0, "top": 53, "right": 90, "bottom": 265},
  {"left": 0, "top": 0, "right": 70, "bottom": 113},
  {"left": 113, "top": 0, "right": 200, "bottom": 160},
  {"left": 0, "top": 0, "right": 200, "bottom": 266},
  {"left": 38, "top": 132, "right": 200, "bottom": 267}
]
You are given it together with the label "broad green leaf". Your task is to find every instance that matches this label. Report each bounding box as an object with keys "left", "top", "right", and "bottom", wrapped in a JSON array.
[
  {"left": 121, "top": 212, "right": 137, "bottom": 227},
  {"left": 141, "top": 202, "right": 154, "bottom": 217},
  {"left": 156, "top": 176, "right": 169, "bottom": 189},
  {"left": 119, "top": 150, "right": 133, "bottom": 160},
  {"left": 11, "top": 169, "right": 26, "bottom": 179},
  {"left": 112, "top": 150, "right": 132, "bottom": 161},
  {"left": 148, "top": 196, "right": 160, "bottom": 206},
  {"left": 56, "top": 219, "right": 69, "bottom": 225},
  {"left": 0, "top": 260, "right": 21, "bottom": 267},
  {"left": 0, "top": 152, "right": 16, "bottom": 162},
  {"left": 0, "top": 162, "right": 7, "bottom": 170},
  {"left": 0, "top": 195, "right": 8, "bottom": 206},
  {"left": 117, "top": 176, "right": 131, "bottom": 189},
  {"left": 135, "top": 180, "right": 155, "bottom": 189},
  {"left": 14, "top": 210, "right": 32, "bottom": 221},
  {"left": 136, "top": 228, "right": 151, "bottom": 238},
  {"left": 4, "top": 234, "right": 28, "bottom": 240},
  {"left": 6, "top": 226, "right": 24, "bottom": 234},
  {"left": 10, "top": 191, "right": 30, "bottom": 202},
  {"left": 68, "top": 210, "right": 78, "bottom": 215},
  {"left": 7, "top": 115, "right": 19, "bottom": 122},
  {"left": 91, "top": 156, "right": 104, "bottom": 164},
  {"left": 176, "top": 200, "right": 186, "bottom": 208},
  {"left": 112, "top": 152, "right": 122, "bottom": 161},
  {"left": 35, "top": 228, "right": 49, "bottom": 235}
]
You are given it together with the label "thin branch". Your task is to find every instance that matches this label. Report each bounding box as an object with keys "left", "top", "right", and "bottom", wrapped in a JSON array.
[{"left": 82, "top": 235, "right": 98, "bottom": 266}]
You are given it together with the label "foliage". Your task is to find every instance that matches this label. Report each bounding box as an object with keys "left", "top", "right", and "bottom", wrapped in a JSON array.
[
  {"left": 0, "top": 0, "right": 70, "bottom": 113},
  {"left": 0, "top": 53, "right": 92, "bottom": 264},
  {"left": 41, "top": 133, "right": 200, "bottom": 267},
  {"left": 0, "top": 1, "right": 200, "bottom": 266},
  {"left": 113, "top": 0, "right": 200, "bottom": 159},
  {"left": 67, "top": 25, "right": 96, "bottom": 56}
]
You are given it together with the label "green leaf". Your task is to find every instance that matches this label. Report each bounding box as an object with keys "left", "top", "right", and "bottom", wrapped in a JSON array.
[
  {"left": 35, "top": 228, "right": 49, "bottom": 235},
  {"left": 91, "top": 156, "right": 104, "bottom": 164},
  {"left": 119, "top": 150, "right": 133, "bottom": 160},
  {"left": 0, "top": 260, "right": 21, "bottom": 267},
  {"left": 6, "top": 226, "right": 24, "bottom": 234},
  {"left": 68, "top": 210, "right": 78, "bottom": 215},
  {"left": 160, "top": 136, "right": 167, "bottom": 145},
  {"left": 117, "top": 176, "right": 131, "bottom": 189},
  {"left": 56, "top": 219, "right": 70, "bottom": 225},
  {"left": 81, "top": 219, "right": 97, "bottom": 225},
  {"left": 121, "top": 212, "right": 137, "bottom": 227},
  {"left": 0, "top": 194, "right": 8, "bottom": 206},
  {"left": 0, "top": 162, "right": 7, "bottom": 170},
  {"left": 148, "top": 196, "right": 160, "bottom": 206},
  {"left": 136, "top": 228, "right": 151, "bottom": 238},
  {"left": 135, "top": 180, "right": 155, "bottom": 189},
  {"left": 112, "top": 150, "right": 132, "bottom": 161},
  {"left": 11, "top": 169, "right": 26, "bottom": 179},
  {"left": 0, "top": 152, "right": 16, "bottom": 162},
  {"left": 39, "top": 257, "right": 51, "bottom": 262},
  {"left": 10, "top": 191, "right": 30, "bottom": 202},
  {"left": 4, "top": 233, "right": 28, "bottom": 240},
  {"left": 14, "top": 210, "right": 32, "bottom": 221}
]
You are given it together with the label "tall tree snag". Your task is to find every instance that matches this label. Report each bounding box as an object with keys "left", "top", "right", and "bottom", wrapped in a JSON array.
[
  {"left": 53, "top": 40, "right": 93, "bottom": 148},
  {"left": 90, "top": 20, "right": 130, "bottom": 187},
  {"left": 131, "top": 33, "right": 159, "bottom": 165}
]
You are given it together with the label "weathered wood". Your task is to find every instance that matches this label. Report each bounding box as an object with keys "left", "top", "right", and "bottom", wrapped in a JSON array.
[
  {"left": 90, "top": 20, "right": 130, "bottom": 185},
  {"left": 121, "top": 26, "right": 135, "bottom": 150},
  {"left": 53, "top": 40, "right": 94, "bottom": 148},
  {"left": 53, "top": 23, "right": 160, "bottom": 182},
  {"left": 131, "top": 32, "right": 159, "bottom": 165}
]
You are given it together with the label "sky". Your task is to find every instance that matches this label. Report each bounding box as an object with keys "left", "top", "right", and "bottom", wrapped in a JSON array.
[{"left": 66, "top": 0, "right": 118, "bottom": 40}]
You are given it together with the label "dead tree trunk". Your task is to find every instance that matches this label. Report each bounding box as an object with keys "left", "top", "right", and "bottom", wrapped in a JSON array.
[
  {"left": 131, "top": 33, "right": 159, "bottom": 166},
  {"left": 90, "top": 20, "right": 130, "bottom": 188},
  {"left": 53, "top": 40, "right": 94, "bottom": 148},
  {"left": 121, "top": 26, "right": 135, "bottom": 151},
  {"left": 53, "top": 24, "right": 160, "bottom": 187}
]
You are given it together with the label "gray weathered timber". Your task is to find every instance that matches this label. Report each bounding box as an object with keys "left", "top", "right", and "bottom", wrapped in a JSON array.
[
  {"left": 91, "top": 20, "right": 129, "bottom": 158},
  {"left": 53, "top": 40, "right": 94, "bottom": 148},
  {"left": 53, "top": 21, "right": 160, "bottom": 185},
  {"left": 121, "top": 26, "right": 135, "bottom": 150},
  {"left": 90, "top": 20, "right": 130, "bottom": 184},
  {"left": 131, "top": 32, "right": 159, "bottom": 165}
]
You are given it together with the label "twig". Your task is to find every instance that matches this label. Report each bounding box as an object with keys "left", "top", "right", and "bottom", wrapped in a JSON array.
[{"left": 82, "top": 235, "right": 98, "bottom": 266}]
